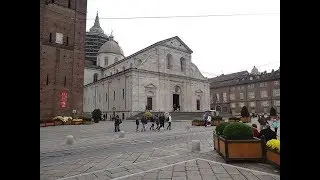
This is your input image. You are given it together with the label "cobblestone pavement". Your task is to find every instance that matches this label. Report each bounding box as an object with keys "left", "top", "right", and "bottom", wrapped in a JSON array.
[{"left": 40, "top": 121, "right": 280, "bottom": 180}]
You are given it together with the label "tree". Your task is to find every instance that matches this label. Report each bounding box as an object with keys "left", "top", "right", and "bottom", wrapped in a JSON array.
[
  {"left": 270, "top": 107, "right": 277, "bottom": 116},
  {"left": 241, "top": 106, "right": 250, "bottom": 117},
  {"left": 92, "top": 109, "right": 102, "bottom": 123}
]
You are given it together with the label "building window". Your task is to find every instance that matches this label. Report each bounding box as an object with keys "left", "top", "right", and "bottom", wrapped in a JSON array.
[
  {"left": 167, "top": 54, "right": 173, "bottom": 69},
  {"left": 260, "top": 82, "right": 267, "bottom": 88},
  {"left": 248, "top": 92, "right": 255, "bottom": 99},
  {"left": 122, "top": 89, "right": 125, "bottom": 100},
  {"left": 196, "top": 100, "right": 200, "bottom": 110},
  {"left": 223, "top": 92, "right": 227, "bottom": 103},
  {"left": 230, "top": 94, "right": 235, "bottom": 101},
  {"left": 180, "top": 57, "right": 186, "bottom": 72},
  {"left": 104, "top": 57, "right": 108, "bottom": 66},
  {"left": 274, "top": 100, "right": 280, "bottom": 106},
  {"left": 274, "top": 81, "right": 280, "bottom": 85},
  {"left": 66, "top": 37, "right": 69, "bottom": 46},
  {"left": 46, "top": 74, "right": 49, "bottom": 85},
  {"left": 116, "top": 69, "right": 119, "bottom": 73},
  {"left": 49, "top": 33, "right": 52, "bottom": 42},
  {"left": 55, "top": 32, "right": 63, "bottom": 44},
  {"left": 240, "top": 92, "right": 244, "bottom": 100},
  {"left": 249, "top": 101, "right": 256, "bottom": 107},
  {"left": 248, "top": 84, "right": 254, "bottom": 89},
  {"left": 273, "top": 89, "right": 280, "bottom": 97},
  {"left": 262, "top": 101, "right": 269, "bottom": 107},
  {"left": 216, "top": 93, "right": 220, "bottom": 102},
  {"left": 122, "top": 113, "right": 125, "bottom": 120},
  {"left": 93, "top": 73, "right": 98, "bottom": 82},
  {"left": 114, "top": 57, "right": 119, "bottom": 63},
  {"left": 64, "top": 76, "right": 67, "bottom": 87},
  {"left": 260, "top": 90, "right": 268, "bottom": 98},
  {"left": 114, "top": 91, "right": 116, "bottom": 100},
  {"left": 239, "top": 102, "right": 245, "bottom": 108},
  {"left": 68, "top": 0, "right": 71, "bottom": 8},
  {"left": 106, "top": 93, "right": 108, "bottom": 102},
  {"left": 230, "top": 103, "right": 236, "bottom": 109}
]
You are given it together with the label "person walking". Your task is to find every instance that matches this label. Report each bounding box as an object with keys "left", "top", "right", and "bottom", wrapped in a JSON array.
[
  {"left": 112, "top": 115, "right": 117, "bottom": 132},
  {"left": 258, "top": 124, "right": 276, "bottom": 142},
  {"left": 155, "top": 114, "right": 160, "bottom": 130},
  {"left": 167, "top": 113, "right": 172, "bottom": 130},
  {"left": 258, "top": 115, "right": 268, "bottom": 131},
  {"left": 150, "top": 115, "right": 155, "bottom": 131},
  {"left": 158, "top": 113, "right": 165, "bottom": 131},
  {"left": 115, "top": 115, "right": 121, "bottom": 132},
  {"left": 271, "top": 118, "right": 280, "bottom": 136},
  {"left": 141, "top": 116, "right": 147, "bottom": 132},
  {"left": 136, "top": 117, "right": 140, "bottom": 132}
]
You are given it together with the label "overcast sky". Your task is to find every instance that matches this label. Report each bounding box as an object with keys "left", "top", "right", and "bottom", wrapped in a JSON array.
[{"left": 86, "top": 0, "right": 280, "bottom": 78}]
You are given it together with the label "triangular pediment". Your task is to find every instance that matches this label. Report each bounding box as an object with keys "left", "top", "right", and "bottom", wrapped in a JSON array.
[{"left": 161, "top": 36, "right": 193, "bottom": 53}]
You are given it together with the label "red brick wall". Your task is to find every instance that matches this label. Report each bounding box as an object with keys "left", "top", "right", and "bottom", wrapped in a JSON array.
[{"left": 40, "top": 0, "right": 87, "bottom": 121}]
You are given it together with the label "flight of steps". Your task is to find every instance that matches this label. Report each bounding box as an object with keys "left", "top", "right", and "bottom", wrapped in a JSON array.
[{"left": 126, "top": 111, "right": 206, "bottom": 120}]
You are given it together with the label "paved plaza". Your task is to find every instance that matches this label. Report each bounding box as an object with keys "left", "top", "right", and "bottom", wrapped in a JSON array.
[{"left": 40, "top": 120, "right": 280, "bottom": 180}]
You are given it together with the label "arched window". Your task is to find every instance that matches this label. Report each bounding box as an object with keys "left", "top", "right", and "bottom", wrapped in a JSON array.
[
  {"left": 104, "top": 57, "right": 108, "bottom": 67},
  {"left": 180, "top": 57, "right": 186, "bottom": 72},
  {"left": 93, "top": 73, "right": 98, "bottom": 82},
  {"left": 167, "top": 54, "right": 173, "bottom": 69},
  {"left": 114, "top": 57, "right": 119, "bottom": 63}
]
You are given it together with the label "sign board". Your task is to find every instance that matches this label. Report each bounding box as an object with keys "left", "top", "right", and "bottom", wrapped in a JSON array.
[{"left": 60, "top": 91, "right": 68, "bottom": 108}]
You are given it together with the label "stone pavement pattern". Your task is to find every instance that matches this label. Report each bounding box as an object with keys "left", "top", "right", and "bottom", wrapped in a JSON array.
[{"left": 40, "top": 121, "right": 280, "bottom": 180}]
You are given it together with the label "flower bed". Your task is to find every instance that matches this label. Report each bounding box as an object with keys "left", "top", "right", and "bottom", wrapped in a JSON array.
[
  {"left": 266, "top": 139, "right": 280, "bottom": 168},
  {"left": 216, "top": 122, "right": 266, "bottom": 163},
  {"left": 72, "top": 119, "right": 83, "bottom": 125},
  {"left": 211, "top": 116, "right": 224, "bottom": 126},
  {"left": 192, "top": 119, "right": 204, "bottom": 126}
]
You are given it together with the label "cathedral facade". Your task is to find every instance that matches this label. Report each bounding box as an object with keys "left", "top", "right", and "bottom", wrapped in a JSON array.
[{"left": 83, "top": 35, "right": 210, "bottom": 120}]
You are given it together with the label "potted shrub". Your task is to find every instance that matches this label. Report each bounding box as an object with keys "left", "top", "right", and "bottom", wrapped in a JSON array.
[
  {"left": 211, "top": 116, "right": 224, "bottom": 126},
  {"left": 266, "top": 139, "right": 280, "bottom": 168},
  {"left": 145, "top": 111, "right": 152, "bottom": 119},
  {"left": 240, "top": 106, "right": 250, "bottom": 123},
  {"left": 92, "top": 109, "right": 102, "bottom": 123},
  {"left": 192, "top": 119, "right": 204, "bottom": 126},
  {"left": 269, "top": 107, "right": 277, "bottom": 119},
  {"left": 213, "top": 122, "right": 230, "bottom": 152},
  {"left": 228, "top": 116, "right": 240, "bottom": 123},
  {"left": 218, "top": 122, "right": 266, "bottom": 163}
]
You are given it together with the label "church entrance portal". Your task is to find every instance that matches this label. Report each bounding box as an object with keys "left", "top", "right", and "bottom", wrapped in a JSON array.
[{"left": 173, "top": 94, "right": 180, "bottom": 111}]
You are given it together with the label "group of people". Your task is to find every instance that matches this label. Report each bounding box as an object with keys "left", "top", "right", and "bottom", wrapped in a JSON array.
[
  {"left": 136, "top": 112, "right": 172, "bottom": 132},
  {"left": 252, "top": 116, "right": 280, "bottom": 142}
]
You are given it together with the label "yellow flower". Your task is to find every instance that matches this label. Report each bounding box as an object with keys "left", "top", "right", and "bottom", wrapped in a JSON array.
[{"left": 266, "top": 139, "right": 280, "bottom": 152}]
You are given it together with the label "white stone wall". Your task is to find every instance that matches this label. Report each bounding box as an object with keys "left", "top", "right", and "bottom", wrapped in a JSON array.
[{"left": 83, "top": 68, "right": 101, "bottom": 85}]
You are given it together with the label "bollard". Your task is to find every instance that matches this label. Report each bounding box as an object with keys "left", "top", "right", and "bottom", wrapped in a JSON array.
[
  {"left": 119, "top": 131, "right": 125, "bottom": 138},
  {"left": 191, "top": 140, "right": 200, "bottom": 152},
  {"left": 66, "top": 135, "right": 75, "bottom": 145}
]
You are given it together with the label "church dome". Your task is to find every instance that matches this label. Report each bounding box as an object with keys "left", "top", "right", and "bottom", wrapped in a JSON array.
[{"left": 98, "top": 38, "right": 124, "bottom": 56}]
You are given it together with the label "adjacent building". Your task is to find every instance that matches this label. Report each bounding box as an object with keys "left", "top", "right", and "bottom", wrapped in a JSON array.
[
  {"left": 83, "top": 36, "right": 210, "bottom": 120},
  {"left": 40, "top": 0, "right": 87, "bottom": 121},
  {"left": 209, "top": 66, "right": 280, "bottom": 115}
]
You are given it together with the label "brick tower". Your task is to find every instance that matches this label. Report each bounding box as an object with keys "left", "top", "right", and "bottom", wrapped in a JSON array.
[{"left": 40, "top": 0, "right": 87, "bottom": 121}]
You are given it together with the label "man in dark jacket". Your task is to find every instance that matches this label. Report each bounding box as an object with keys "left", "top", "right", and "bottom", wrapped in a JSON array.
[
  {"left": 136, "top": 117, "right": 140, "bottom": 132},
  {"left": 141, "top": 116, "right": 147, "bottom": 132},
  {"left": 258, "top": 125, "right": 276, "bottom": 142},
  {"left": 158, "top": 113, "right": 165, "bottom": 131},
  {"left": 150, "top": 115, "right": 155, "bottom": 131}
]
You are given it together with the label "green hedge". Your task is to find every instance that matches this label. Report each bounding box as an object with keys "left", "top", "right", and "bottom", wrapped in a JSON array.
[
  {"left": 223, "top": 122, "right": 253, "bottom": 140},
  {"left": 216, "top": 122, "right": 230, "bottom": 135}
]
